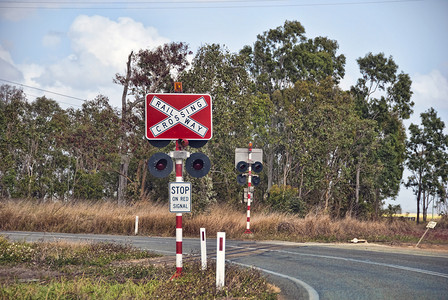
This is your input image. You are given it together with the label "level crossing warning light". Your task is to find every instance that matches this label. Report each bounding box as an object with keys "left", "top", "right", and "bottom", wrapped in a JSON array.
[
  {"left": 148, "top": 150, "right": 211, "bottom": 179},
  {"left": 185, "top": 153, "right": 211, "bottom": 178},
  {"left": 252, "top": 175, "right": 261, "bottom": 186},
  {"left": 236, "top": 161, "right": 249, "bottom": 173},
  {"left": 148, "top": 152, "right": 173, "bottom": 178},
  {"left": 252, "top": 161, "right": 263, "bottom": 173},
  {"left": 237, "top": 174, "right": 247, "bottom": 185}
]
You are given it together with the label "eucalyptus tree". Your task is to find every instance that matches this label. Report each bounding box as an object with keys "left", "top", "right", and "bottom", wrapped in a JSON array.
[
  {"left": 0, "top": 85, "right": 70, "bottom": 199},
  {"left": 278, "top": 78, "right": 376, "bottom": 216},
  {"left": 351, "top": 52, "right": 413, "bottom": 218},
  {"left": 0, "top": 85, "right": 29, "bottom": 198},
  {"left": 240, "top": 20, "right": 346, "bottom": 191},
  {"left": 406, "top": 108, "right": 448, "bottom": 223},
  {"left": 179, "top": 44, "right": 254, "bottom": 206},
  {"left": 63, "top": 95, "right": 120, "bottom": 200},
  {"left": 114, "top": 42, "right": 192, "bottom": 203},
  {"left": 24, "top": 96, "right": 68, "bottom": 199}
]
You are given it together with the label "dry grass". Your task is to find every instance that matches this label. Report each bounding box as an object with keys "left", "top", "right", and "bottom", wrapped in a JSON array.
[
  {"left": 0, "top": 199, "right": 445, "bottom": 244},
  {"left": 0, "top": 200, "right": 172, "bottom": 236}
]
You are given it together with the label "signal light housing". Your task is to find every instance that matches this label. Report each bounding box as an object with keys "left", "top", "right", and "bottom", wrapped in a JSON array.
[
  {"left": 148, "top": 152, "right": 173, "bottom": 178},
  {"left": 236, "top": 161, "right": 249, "bottom": 173},
  {"left": 189, "top": 140, "right": 208, "bottom": 148},
  {"left": 185, "top": 152, "right": 211, "bottom": 178},
  {"left": 237, "top": 174, "right": 247, "bottom": 185},
  {"left": 252, "top": 175, "right": 261, "bottom": 186},
  {"left": 148, "top": 140, "right": 171, "bottom": 148},
  {"left": 252, "top": 161, "right": 263, "bottom": 173}
]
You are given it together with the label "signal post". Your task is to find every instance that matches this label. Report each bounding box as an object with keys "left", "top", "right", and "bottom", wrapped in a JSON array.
[
  {"left": 235, "top": 143, "right": 263, "bottom": 234},
  {"left": 145, "top": 86, "right": 212, "bottom": 279}
]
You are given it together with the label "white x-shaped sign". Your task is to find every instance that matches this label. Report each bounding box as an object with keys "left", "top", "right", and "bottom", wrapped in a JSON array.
[{"left": 149, "top": 96, "right": 209, "bottom": 137}]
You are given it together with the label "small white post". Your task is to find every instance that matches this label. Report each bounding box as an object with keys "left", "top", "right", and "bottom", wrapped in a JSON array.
[
  {"left": 135, "top": 216, "right": 139, "bottom": 235},
  {"left": 216, "top": 232, "right": 226, "bottom": 289},
  {"left": 200, "top": 228, "right": 207, "bottom": 270}
]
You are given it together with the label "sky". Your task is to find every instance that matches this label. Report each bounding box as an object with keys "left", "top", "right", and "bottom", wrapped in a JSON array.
[{"left": 1, "top": 0, "right": 447, "bottom": 214}]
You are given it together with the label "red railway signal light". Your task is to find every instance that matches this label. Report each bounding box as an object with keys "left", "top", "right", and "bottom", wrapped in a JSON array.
[
  {"left": 148, "top": 152, "right": 173, "bottom": 178},
  {"left": 185, "top": 153, "right": 211, "bottom": 178}
]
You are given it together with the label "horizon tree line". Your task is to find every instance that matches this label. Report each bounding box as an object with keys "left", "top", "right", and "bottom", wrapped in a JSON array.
[{"left": 1, "top": 20, "right": 447, "bottom": 222}]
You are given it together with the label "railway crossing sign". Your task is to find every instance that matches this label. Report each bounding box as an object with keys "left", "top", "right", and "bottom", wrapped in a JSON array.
[{"left": 145, "top": 93, "right": 212, "bottom": 140}]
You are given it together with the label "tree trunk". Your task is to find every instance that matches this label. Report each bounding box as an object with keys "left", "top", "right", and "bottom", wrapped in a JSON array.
[
  {"left": 355, "top": 163, "right": 361, "bottom": 217},
  {"left": 117, "top": 51, "right": 133, "bottom": 205},
  {"left": 373, "top": 188, "right": 380, "bottom": 220},
  {"left": 422, "top": 191, "right": 427, "bottom": 222},
  {"left": 140, "top": 159, "right": 148, "bottom": 199},
  {"left": 298, "top": 166, "right": 304, "bottom": 200},
  {"left": 118, "top": 155, "right": 130, "bottom": 204},
  {"left": 267, "top": 150, "right": 274, "bottom": 192},
  {"left": 416, "top": 185, "right": 422, "bottom": 225}
]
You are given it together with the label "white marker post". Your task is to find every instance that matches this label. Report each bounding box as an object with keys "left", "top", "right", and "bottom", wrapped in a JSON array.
[
  {"left": 135, "top": 216, "right": 139, "bottom": 235},
  {"left": 216, "top": 232, "right": 226, "bottom": 289},
  {"left": 200, "top": 228, "right": 207, "bottom": 270}
]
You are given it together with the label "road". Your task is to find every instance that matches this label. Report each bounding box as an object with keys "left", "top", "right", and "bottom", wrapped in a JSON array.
[{"left": 1, "top": 231, "right": 448, "bottom": 300}]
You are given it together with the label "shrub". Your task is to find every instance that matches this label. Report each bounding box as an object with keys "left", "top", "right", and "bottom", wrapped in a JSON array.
[{"left": 266, "top": 185, "right": 305, "bottom": 215}]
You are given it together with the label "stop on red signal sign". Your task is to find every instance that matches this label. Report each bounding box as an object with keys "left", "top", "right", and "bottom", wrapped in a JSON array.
[{"left": 145, "top": 93, "right": 213, "bottom": 140}]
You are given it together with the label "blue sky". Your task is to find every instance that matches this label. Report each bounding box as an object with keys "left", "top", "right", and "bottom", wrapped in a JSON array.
[{"left": 1, "top": 0, "right": 447, "bottom": 213}]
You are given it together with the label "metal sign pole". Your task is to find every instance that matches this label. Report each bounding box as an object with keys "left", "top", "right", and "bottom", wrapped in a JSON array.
[
  {"left": 245, "top": 142, "right": 253, "bottom": 234},
  {"left": 416, "top": 221, "right": 437, "bottom": 248},
  {"left": 171, "top": 140, "right": 183, "bottom": 279}
]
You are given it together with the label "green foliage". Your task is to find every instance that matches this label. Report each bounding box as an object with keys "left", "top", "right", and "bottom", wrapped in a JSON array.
[
  {"left": 180, "top": 44, "right": 253, "bottom": 204},
  {"left": 0, "top": 20, "right": 431, "bottom": 221},
  {"left": 241, "top": 20, "right": 346, "bottom": 94},
  {"left": 73, "top": 171, "right": 104, "bottom": 200},
  {"left": 0, "top": 237, "right": 155, "bottom": 267},
  {"left": 406, "top": 108, "right": 448, "bottom": 223},
  {"left": 350, "top": 52, "right": 413, "bottom": 219},
  {"left": 0, "top": 237, "right": 35, "bottom": 263},
  {"left": 267, "top": 185, "right": 305, "bottom": 215},
  {"left": 384, "top": 204, "right": 402, "bottom": 218}
]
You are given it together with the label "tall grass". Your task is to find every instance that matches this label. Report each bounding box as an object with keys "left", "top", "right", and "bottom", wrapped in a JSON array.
[{"left": 0, "top": 199, "right": 443, "bottom": 243}]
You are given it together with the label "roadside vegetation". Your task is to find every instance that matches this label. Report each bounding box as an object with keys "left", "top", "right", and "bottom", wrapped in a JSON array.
[
  {"left": 0, "top": 236, "right": 276, "bottom": 299},
  {"left": 1, "top": 199, "right": 447, "bottom": 299},
  {"left": 1, "top": 199, "right": 447, "bottom": 245},
  {"left": 2, "top": 20, "right": 447, "bottom": 224}
]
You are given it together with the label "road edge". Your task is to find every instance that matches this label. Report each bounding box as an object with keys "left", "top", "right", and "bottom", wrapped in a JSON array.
[{"left": 229, "top": 260, "right": 319, "bottom": 300}]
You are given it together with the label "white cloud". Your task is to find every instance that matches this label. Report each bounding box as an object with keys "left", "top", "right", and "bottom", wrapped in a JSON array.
[
  {"left": 30, "top": 15, "right": 170, "bottom": 107},
  {"left": 0, "top": 44, "right": 23, "bottom": 81},
  {"left": 412, "top": 70, "right": 448, "bottom": 109},
  {"left": 42, "top": 31, "right": 64, "bottom": 47},
  {"left": 406, "top": 69, "right": 448, "bottom": 132},
  {"left": 68, "top": 15, "right": 169, "bottom": 70}
]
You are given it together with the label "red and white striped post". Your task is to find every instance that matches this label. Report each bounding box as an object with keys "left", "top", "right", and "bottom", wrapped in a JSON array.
[
  {"left": 244, "top": 142, "right": 253, "bottom": 234},
  {"left": 171, "top": 140, "right": 183, "bottom": 280}
]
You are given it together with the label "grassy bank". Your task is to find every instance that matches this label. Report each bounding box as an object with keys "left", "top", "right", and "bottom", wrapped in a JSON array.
[
  {"left": 0, "top": 199, "right": 447, "bottom": 244},
  {"left": 0, "top": 237, "right": 276, "bottom": 299}
]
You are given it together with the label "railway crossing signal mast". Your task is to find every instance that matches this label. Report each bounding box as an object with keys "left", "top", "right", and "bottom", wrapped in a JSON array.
[
  {"left": 145, "top": 84, "right": 212, "bottom": 279},
  {"left": 235, "top": 143, "right": 263, "bottom": 233}
]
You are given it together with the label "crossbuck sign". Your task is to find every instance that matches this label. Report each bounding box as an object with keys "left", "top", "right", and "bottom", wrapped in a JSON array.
[{"left": 145, "top": 93, "right": 212, "bottom": 140}]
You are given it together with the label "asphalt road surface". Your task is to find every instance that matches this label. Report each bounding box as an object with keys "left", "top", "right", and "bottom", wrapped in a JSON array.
[{"left": 2, "top": 231, "right": 447, "bottom": 300}]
